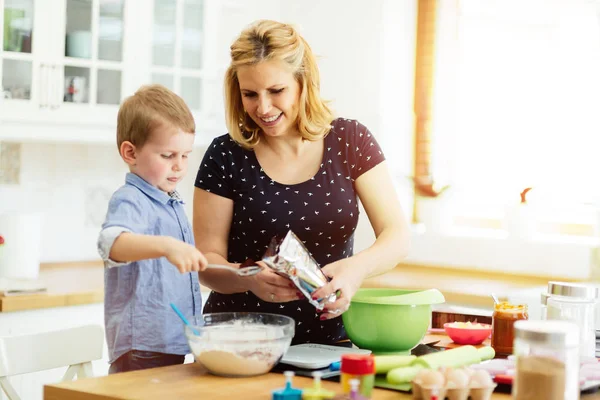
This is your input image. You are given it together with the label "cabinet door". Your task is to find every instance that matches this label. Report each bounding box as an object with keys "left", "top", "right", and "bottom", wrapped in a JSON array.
[
  {"left": 44, "top": 0, "right": 128, "bottom": 129},
  {"left": 0, "top": 0, "right": 51, "bottom": 121},
  {"left": 147, "top": 0, "right": 226, "bottom": 144}
]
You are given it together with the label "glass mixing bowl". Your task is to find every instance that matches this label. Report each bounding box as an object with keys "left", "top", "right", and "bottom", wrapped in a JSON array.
[{"left": 185, "top": 312, "right": 294, "bottom": 377}]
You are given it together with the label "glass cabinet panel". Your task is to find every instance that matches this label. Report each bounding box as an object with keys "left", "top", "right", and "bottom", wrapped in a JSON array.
[
  {"left": 3, "top": 0, "right": 34, "bottom": 53},
  {"left": 97, "top": 68, "right": 120, "bottom": 104},
  {"left": 2, "top": 59, "right": 31, "bottom": 99},
  {"left": 181, "top": 0, "right": 202, "bottom": 69},
  {"left": 150, "top": 0, "right": 205, "bottom": 114},
  {"left": 153, "top": 0, "right": 176, "bottom": 67},
  {"left": 65, "top": 0, "right": 92, "bottom": 59},
  {"left": 180, "top": 76, "right": 200, "bottom": 109},
  {"left": 98, "top": 0, "right": 124, "bottom": 62},
  {"left": 152, "top": 72, "right": 174, "bottom": 90},
  {"left": 63, "top": 66, "right": 90, "bottom": 103}
]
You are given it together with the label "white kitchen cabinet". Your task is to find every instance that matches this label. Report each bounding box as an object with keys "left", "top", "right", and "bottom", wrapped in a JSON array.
[{"left": 0, "top": 0, "right": 228, "bottom": 145}]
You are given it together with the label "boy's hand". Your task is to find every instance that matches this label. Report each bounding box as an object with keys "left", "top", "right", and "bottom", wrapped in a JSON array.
[{"left": 164, "top": 238, "right": 208, "bottom": 273}]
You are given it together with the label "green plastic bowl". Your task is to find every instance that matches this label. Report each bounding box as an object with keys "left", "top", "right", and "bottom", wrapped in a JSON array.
[{"left": 342, "top": 288, "right": 445, "bottom": 353}]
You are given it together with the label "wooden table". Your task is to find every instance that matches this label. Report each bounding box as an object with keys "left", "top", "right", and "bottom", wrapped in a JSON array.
[{"left": 43, "top": 361, "right": 600, "bottom": 400}]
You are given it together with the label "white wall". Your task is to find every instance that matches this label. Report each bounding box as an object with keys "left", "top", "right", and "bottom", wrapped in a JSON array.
[{"left": 0, "top": 0, "right": 417, "bottom": 262}]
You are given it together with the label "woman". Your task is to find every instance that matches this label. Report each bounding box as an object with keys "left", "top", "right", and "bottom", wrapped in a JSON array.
[{"left": 193, "top": 20, "right": 410, "bottom": 345}]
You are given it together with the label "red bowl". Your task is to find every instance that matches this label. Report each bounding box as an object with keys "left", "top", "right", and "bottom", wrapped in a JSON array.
[{"left": 443, "top": 322, "right": 492, "bottom": 345}]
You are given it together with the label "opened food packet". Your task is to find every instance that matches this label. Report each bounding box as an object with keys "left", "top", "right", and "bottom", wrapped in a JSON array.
[{"left": 261, "top": 230, "right": 338, "bottom": 311}]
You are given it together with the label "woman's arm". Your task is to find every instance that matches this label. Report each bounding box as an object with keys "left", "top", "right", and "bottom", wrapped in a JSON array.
[
  {"left": 350, "top": 161, "right": 411, "bottom": 278},
  {"left": 192, "top": 187, "right": 248, "bottom": 293},
  {"left": 311, "top": 161, "right": 410, "bottom": 318}
]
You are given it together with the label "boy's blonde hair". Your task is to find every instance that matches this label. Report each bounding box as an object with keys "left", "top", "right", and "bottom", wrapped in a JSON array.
[
  {"left": 225, "top": 20, "right": 334, "bottom": 149},
  {"left": 117, "top": 84, "right": 195, "bottom": 149}
]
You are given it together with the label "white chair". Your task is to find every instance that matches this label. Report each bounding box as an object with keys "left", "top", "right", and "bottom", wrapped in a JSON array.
[{"left": 0, "top": 324, "right": 104, "bottom": 400}]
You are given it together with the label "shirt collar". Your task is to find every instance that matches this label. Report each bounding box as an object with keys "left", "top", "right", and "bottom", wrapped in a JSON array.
[{"left": 125, "top": 173, "right": 184, "bottom": 205}]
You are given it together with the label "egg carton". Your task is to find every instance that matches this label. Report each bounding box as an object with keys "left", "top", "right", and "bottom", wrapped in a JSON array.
[{"left": 412, "top": 367, "right": 497, "bottom": 400}]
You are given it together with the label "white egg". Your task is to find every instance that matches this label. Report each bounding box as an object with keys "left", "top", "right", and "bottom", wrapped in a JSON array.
[
  {"left": 469, "top": 369, "right": 493, "bottom": 387},
  {"left": 445, "top": 368, "right": 469, "bottom": 388},
  {"left": 420, "top": 369, "right": 445, "bottom": 388},
  {"left": 414, "top": 368, "right": 431, "bottom": 385}
]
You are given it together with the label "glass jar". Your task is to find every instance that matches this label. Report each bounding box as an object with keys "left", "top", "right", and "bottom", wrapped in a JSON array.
[
  {"left": 512, "top": 320, "right": 579, "bottom": 400},
  {"left": 491, "top": 302, "right": 528, "bottom": 356},
  {"left": 547, "top": 295, "right": 596, "bottom": 359}
]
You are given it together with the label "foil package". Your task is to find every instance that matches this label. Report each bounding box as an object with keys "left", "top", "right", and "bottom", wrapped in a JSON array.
[{"left": 261, "top": 230, "right": 337, "bottom": 310}]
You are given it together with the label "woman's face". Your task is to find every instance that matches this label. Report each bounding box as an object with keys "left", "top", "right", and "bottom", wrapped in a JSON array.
[{"left": 237, "top": 59, "right": 302, "bottom": 139}]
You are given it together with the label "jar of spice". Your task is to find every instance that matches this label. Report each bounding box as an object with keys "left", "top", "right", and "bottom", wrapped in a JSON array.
[
  {"left": 491, "top": 301, "right": 528, "bottom": 356},
  {"left": 340, "top": 354, "right": 375, "bottom": 399},
  {"left": 512, "top": 320, "right": 579, "bottom": 400}
]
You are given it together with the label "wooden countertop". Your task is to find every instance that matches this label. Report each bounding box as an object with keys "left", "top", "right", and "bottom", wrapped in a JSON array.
[
  {"left": 41, "top": 362, "right": 474, "bottom": 400},
  {"left": 1, "top": 260, "right": 554, "bottom": 313},
  {"left": 43, "top": 361, "right": 600, "bottom": 400},
  {"left": 0, "top": 261, "right": 104, "bottom": 312},
  {"left": 363, "top": 263, "right": 552, "bottom": 308}
]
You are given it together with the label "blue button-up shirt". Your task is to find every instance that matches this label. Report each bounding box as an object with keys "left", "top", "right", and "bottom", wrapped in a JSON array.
[{"left": 98, "top": 173, "right": 202, "bottom": 363}]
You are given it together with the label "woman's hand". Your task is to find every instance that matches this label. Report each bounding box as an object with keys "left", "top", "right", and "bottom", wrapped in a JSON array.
[
  {"left": 311, "top": 258, "right": 367, "bottom": 321},
  {"left": 246, "top": 261, "right": 304, "bottom": 303}
]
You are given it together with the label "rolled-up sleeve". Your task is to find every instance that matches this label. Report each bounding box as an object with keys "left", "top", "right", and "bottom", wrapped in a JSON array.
[
  {"left": 98, "top": 188, "right": 151, "bottom": 268},
  {"left": 98, "top": 226, "right": 131, "bottom": 268}
]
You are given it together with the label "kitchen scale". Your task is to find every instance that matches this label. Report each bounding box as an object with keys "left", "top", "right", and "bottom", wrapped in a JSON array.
[
  {"left": 273, "top": 342, "right": 441, "bottom": 380},
  {"left": 273, "top": 343, "right": 371, "bottom": 379}
]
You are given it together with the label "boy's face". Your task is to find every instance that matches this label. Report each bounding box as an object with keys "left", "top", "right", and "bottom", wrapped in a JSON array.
[{"left": 132, "top": 125, "right": 195, "bottom": 193}]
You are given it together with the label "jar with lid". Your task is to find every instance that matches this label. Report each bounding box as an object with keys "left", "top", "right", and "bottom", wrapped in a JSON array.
[
  {"left": 544, "top": 281, "right": 599, "bottom": 359},
  {"left": 491, "top": 302, "right": 528, "bottom": 356},
  {"left": 512, "top": 320, "right": 579, "bottom": 400},
  {"left": 547, "top": 295, "right": 596, "bottom": 359}
]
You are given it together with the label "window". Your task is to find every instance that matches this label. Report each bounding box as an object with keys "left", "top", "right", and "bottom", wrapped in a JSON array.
[{"left": 431, "top": 0, "right": 600, "bottom": 229}]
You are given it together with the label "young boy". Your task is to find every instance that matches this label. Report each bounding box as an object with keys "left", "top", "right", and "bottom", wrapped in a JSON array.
[{"left": 97, "top": 84, "right": 208, "bottom": 374}]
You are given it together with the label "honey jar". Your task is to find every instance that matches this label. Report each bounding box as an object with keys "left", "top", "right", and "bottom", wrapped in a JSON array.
[{"left": 491, "top": 301, "right": 528, "bottom": 355}]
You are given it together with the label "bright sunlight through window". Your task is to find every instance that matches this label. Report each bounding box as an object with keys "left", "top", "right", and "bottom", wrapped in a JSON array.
[{"left": 431, "top": 0, "right": 600, "bottom": 224}]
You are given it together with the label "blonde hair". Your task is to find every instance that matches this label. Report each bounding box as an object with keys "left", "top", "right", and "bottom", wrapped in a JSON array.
[
  {"left": 224, "top": 20, "right": 334, "bottom": 149},
  {"left": 117, "top": 84, "right": 195, "bottom": 149}
]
